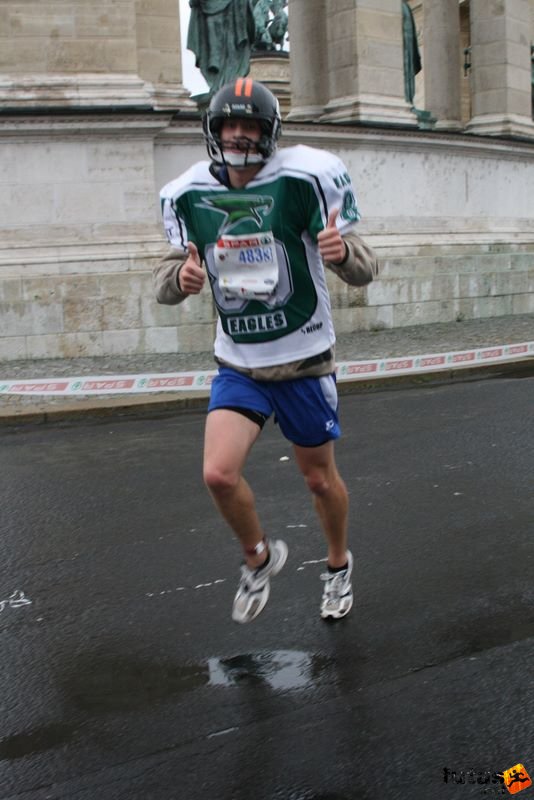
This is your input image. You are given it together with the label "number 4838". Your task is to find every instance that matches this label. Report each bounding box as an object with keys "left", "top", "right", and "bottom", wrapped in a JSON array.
[{"left": 239, "top": 247, "right": 273, "bottom": 264}]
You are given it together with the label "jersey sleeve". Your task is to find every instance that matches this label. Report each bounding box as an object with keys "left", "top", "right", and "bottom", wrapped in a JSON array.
[
  {"left": 306, "top": 151, "right": 361, "bottom": 242},
  {"left": 161, "top": 196, "right": 190, "bottom": 253},
  {"left": 159, "top": 162, "right": 211, "bottom": 252}
]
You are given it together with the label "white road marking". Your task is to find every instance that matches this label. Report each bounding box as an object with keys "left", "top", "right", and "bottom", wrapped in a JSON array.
[
  {"left": 0, "top": 590, "right": 32, "bottom": 614},
  {"left": 144, "top": 557, "right": 329, "bottom": 599},
  {"left": 207, "top": 727, "right": 239, "bottom": 739}
]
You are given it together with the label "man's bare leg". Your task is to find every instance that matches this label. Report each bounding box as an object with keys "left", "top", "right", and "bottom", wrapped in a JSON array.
[
  {"left": 293, "top": 440, "right": 352, "bottom": 618},
  {"left": 204, "top": 408, "right": 288, "bottom": 623},
  {"left": 292, "top": 441, "right": 349, "bottom": 567},
  {"left": 203, "top": 409, "right": 267, "bottom": 569}
]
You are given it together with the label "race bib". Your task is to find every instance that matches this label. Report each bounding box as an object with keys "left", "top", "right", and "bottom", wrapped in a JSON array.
[{"left": 214, "top": 232, "right": 279, "bottom": 300}]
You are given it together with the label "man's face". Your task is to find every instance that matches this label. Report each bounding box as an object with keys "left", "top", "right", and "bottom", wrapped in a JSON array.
[{"left": 220, "top": 118, "right": 262, "bottom": 156}]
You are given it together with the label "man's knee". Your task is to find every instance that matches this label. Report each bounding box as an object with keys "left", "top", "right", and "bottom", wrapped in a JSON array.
[
  {"left": 304, "top": 471, "right": 330, "bottom": 497},
  {"left": 203, "top": 464, "right": 240, "bottom": 495}
]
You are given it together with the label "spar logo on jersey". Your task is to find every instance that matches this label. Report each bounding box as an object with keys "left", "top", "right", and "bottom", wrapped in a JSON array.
[{"left": 195, "top": 194, "right": 274, "bottom": 235}]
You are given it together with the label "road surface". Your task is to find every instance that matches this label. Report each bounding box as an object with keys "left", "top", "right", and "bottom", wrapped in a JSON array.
[{"left": 1, "top": 374, "right": 533, "bottom": 799}]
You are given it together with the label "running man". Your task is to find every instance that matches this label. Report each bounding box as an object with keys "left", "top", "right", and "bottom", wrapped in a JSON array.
[{"left": 154, "top": 79, "right": 378, "bottom": 623}]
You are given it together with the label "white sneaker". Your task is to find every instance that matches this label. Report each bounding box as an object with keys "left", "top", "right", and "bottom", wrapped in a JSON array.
[
  {"left": 320, "top": 550, "right": 353, "bottom": 619},
  {"left": 232, "top": 539, "right": 288, "bottom": 624}
]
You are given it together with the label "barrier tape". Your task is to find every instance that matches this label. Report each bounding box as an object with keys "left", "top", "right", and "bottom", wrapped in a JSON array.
[{"left": 0, "top": 341, "right": 533, "bottom": 396}]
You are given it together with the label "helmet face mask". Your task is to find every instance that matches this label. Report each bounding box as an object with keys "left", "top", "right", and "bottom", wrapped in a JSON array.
[
  {"left": 203, "top": 79, "right": 281, "bottom": 170},
  {"left": 218, "top": 133, "right": 265, "bottom": 167}
]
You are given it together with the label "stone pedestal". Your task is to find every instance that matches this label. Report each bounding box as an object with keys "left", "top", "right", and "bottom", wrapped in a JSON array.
[
  {"left": 249, "top": 53, "right": 291, "bottom": 118},
  {"left": 466, "top": 0, "right": 534, "bottom": 139}
]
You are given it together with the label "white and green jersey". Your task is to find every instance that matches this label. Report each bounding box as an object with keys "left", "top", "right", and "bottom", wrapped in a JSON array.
[{"left": 160, "top": 144, "right": 360, "bottom": 369}]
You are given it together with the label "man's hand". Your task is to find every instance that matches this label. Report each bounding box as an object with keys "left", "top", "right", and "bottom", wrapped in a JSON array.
[
  {"left": 178, "top": 242, "right": 205, "bottom": 294},
  {"left": 317, "top": 209, "right": 347, "bottom": 265}
]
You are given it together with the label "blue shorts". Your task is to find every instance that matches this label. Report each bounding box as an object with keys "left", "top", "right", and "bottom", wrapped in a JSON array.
[{"left": 208, "top": 367, "right": 341, "bottom": 447}]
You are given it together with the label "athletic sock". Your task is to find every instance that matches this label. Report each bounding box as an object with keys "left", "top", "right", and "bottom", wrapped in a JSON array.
[
  {"left": 255, "top": 550, "right": 271, "bottom": 571},
  {"left": 327, "top": 561, "right": 348, "bottom": 574}
]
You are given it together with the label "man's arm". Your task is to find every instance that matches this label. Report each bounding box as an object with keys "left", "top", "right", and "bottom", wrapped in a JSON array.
[
  {"left": 153, "top": 242, "right": 205, "bottom": 305},
  {"left": 153, "top": 248, "right": 188, "bottom": 305},
  {"left": 317, "top": 209, "right": 378, "bottom": 287},
  {"left": 325, "top": 231, "right": 379, "bottom": 287}
]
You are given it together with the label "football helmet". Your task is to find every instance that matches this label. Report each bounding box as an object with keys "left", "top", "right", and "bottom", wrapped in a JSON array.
[{"left": 203, "top": 78, "right": 282, "bottom": 169}]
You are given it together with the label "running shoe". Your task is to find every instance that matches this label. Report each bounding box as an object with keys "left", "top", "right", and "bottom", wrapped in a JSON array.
[
  {"left": 232, "top": 539, "right": 288, "bottom": 624},
  {"left": 320, "top": 550, "right": 353, "bottom": 619}
]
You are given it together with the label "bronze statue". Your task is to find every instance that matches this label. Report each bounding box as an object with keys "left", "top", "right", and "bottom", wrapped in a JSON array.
[
  {"left": 402, "top": 0, "right": 422, "bottom": 106},
  {"left": 187, "top": 0, "right": 256, "bottom": 96},
  {"left": 252, "top": 0, "right": 288, "bottom": 52}
]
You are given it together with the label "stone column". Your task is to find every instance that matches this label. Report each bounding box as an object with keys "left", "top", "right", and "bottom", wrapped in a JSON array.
[
  {"left": 460, "top": 1, "right": 472, "bottom": 125},
  {"left": 532, "top": 0, "right": 534, "bottom": 119},
  {"left": 423, "top": 0, "right": 463, "bottom": 130},
  {"left": 135, "top": 0, "right": 193, "bottom": 110},
  {"left": 286, "top": 0, "right": 329, "bottom": 120},
  {"left": 0, "top": 0, "right": 192, "bottom": 110},
  {"left": 466, "top": 0, "right": 534, "bottom": 139},
  {"left": 320, "top": 0, "right": 417, "bottom": 126}
]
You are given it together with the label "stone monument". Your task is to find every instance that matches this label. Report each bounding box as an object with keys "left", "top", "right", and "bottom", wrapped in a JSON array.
[
  {"left": 249, "top": 0, "right": 291, "bottom": 116},
  {"left": 186, "top": 0, "right": 256, "bottom": 102},
  {"left": 252, "top": 0, "right": 289, "bottom": 52}
]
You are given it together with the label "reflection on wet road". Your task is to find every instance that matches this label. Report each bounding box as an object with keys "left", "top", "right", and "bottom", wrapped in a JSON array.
[{"left": 208, "top": 650, "right": 331, "bottom": 691}]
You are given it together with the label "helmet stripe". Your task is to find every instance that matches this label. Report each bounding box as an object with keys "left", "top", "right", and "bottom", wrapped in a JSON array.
[
  {"left": 235, "top": 77, "right": 244, "bottom": 96},
  {"left": 244, "top": 78, "right": 253, "bottom": 97}
]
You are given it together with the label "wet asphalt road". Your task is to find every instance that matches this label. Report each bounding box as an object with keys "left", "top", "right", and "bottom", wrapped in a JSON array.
[{"left": 0, "top": 375, "right": 533, "bottom": 800}]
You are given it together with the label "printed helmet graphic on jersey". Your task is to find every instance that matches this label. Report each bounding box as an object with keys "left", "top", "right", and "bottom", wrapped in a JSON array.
[
  {"left": 195, "top": 194, "right": 274, "bottom": 235},
  {"left": 203, "top": 78, "right": 282, "bottom": 169}
]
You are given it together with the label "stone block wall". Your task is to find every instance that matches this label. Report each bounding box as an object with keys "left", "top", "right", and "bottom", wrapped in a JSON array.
[
  {"left": 0, "top": 113, "right": 215, "bottom": 361},
  {"left": 347, "top": 245, "right": 534, "bottom": 331},
  {"left": 0, "top": 1, "right": 137, "bottom": 75},
  {"left": 1, "top": 121, "right": 533, "bottom": 363}
]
